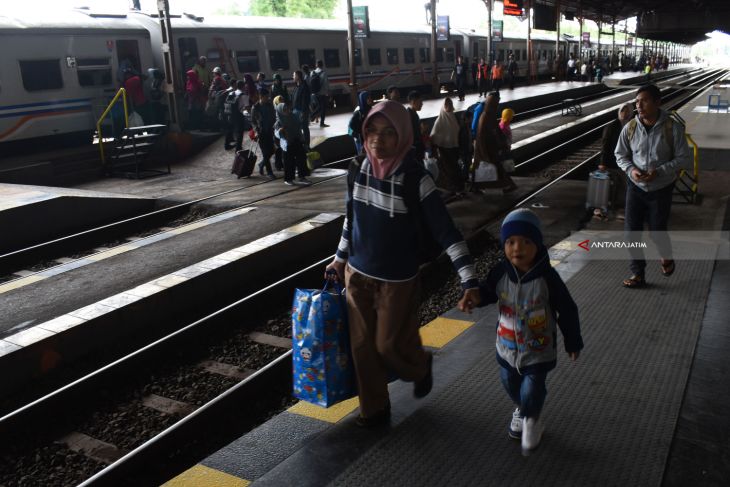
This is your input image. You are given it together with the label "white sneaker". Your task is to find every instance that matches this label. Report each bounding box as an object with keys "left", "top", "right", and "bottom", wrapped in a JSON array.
[
  {"left": 521, "top": 416, "right": 544, "bottom": 455},
  {"left": 508, "top": 407, "right": 522, "bottom": 440}
]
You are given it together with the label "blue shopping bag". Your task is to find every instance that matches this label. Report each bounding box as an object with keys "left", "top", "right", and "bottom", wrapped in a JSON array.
[{"left": 292, "top": 278, "right": 355, "bottom": 408}]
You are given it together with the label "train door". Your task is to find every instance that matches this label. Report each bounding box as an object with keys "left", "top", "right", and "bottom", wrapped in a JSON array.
[
  {"left": 115, "top": 39, "right": 141, "bottom": 85},
  {"left": 177, "top": 37, "right": 199, "bottom": 75}
]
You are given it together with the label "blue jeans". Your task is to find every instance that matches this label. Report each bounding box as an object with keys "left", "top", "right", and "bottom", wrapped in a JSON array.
[{"left": 499, "top": 365, "right": 547, "bottom": 419}]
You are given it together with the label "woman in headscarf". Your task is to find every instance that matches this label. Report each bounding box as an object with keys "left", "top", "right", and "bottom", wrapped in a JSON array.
[
  {"left": 185, "top": 69, "right": 204, "bottom": 129},
  {"left": 430, "top": 97, "right": 463, "bottom": 192},
  {"left": 274, "top": 102, "right": 309, "bottom": 185},
  {"left": 271, "top": 73, "right": 290, "bottom": 104},
  {"left": 473, "top": 91, "right": 517, "bottom": 192},
  {"left": 325, "top": 100, "right": 480, "bottom": 428},
  {"left": 595, "top": 102, "right": 633, "bottom": 216},
  {"left": 347, "top": 91, "right": 373, "bottom": 155},
  {"left": 499, "top": 108, "right": 515, "bottom": 149}
]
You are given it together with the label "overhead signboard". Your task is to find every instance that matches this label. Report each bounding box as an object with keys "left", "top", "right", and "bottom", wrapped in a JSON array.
[
  {"left": 503, "top": 0, "right": 524, "bottom": 17},
  {"left": 352, "top": 6, "right": 370, "bottom": 39},
  {"left": 582, "top": 32, "right": 590, "bottom": 49},
  {"left": 437, "top": 15, "right": 450, "bottom": 41},
  {"left": 492, "top": 20, "right": 503, "bottom": 42}
]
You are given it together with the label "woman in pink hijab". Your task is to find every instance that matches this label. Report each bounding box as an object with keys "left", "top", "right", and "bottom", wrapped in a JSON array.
[{"left": 325, "top": 101, "right": 480, "bottom": 428}]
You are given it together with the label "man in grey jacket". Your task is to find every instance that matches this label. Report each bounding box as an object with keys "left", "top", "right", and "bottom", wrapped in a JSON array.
[{"left": 614, "top": 84, "right": 691, "bottom": 287}]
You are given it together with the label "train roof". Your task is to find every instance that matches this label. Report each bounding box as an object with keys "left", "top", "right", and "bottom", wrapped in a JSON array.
[
  {"left": 131, "top": 12, "right": 434, "bottom": 36},
  {"left": 0, "top": 9, "right": 149, "bottom": 35}
]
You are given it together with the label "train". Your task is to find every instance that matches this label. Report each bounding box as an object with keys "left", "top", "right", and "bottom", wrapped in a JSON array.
[{"left": 0, "top": 7, "right": 610, "bottom": 152}]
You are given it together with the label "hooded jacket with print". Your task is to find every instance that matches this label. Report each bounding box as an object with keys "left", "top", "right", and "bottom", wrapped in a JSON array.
[{"left": 478, "top": 246, "right": 583, "bottom": 373}]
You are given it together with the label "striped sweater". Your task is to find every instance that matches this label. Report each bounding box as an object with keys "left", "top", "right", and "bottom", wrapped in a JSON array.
[{"left": 335, "top": 156, "right": 478, "bottom": 289}]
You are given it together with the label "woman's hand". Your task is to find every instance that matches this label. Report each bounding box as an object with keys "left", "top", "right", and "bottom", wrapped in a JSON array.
[{"left": 325, "top": 259, "right": 345, "bottom": 283}]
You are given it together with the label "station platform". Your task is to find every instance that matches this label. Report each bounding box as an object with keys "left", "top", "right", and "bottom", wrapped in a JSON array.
[
  {"left": 162, "top": 179, "right": 730, "bottom": 486},
  {"left": 0, "top": 183, "right": 153, "bottom": 255},
  {"left": 69, "top": 79, "right": 610, "bottom": 203},
  {"left": 602, "top": 64, "right": 698, "bottom": 87},
  {"left": 676, "top": 73, "right": 730, "bottom": 169}
]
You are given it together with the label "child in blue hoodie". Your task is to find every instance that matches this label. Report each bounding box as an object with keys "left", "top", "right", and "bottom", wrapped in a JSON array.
[{"left": 459, "top": 209, "right": 583, "bottom": 455}]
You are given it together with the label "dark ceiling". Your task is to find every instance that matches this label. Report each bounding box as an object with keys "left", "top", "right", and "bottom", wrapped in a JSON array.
[{"left": 533, "top": 0, "right": 730, "bottom": 44}]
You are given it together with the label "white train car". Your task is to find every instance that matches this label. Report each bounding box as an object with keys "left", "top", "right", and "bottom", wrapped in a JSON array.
[
  {"left": 130, "top": 13, "right": 464, "bottom": 104},
  {"left": 0, "top": 10, "right": 154, "bottom": 150},
  {"left": 0, "top": 8, "right": 615, "bottom": 153}
]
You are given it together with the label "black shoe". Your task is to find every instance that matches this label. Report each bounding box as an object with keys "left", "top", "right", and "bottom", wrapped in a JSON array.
[
  {"left": 355, "top": 404, "right": 391, "bottom": 428},
  {"left": 413, "top": 352, "right": 433, "bottom": 398}
]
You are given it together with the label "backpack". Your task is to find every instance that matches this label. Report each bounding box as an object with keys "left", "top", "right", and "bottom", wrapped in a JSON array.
[
  {"left": 466, "top": 101, "right": 481, "bottom": 117},
  {"left": 309, "top": 71, "right": 322, "bottom": 94},
  {"left": 223, "top": 90, "right": 241, "bottom": 117},
  {"left": 626, "top": 113, "right": 681, "bottom": 159},
  {"left": 346, "top": 155, "right": 442, "bottom": 265}
]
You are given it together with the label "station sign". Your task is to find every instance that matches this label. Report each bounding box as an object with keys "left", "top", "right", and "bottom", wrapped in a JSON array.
[
  {"left": 492, "top": 20, "right": 503, "bottom": 42},
  {"left": 582, "top": 32, "right": 590, "bottom": 49},
  {"left": 437, "top": 15, "right": 450, "bottom": 41},
  {"left": 352, "top": 6, "right": 370, "bottom": 39},
  {"left": 503, "top": 0, "right": 524, "bottom": 17}
]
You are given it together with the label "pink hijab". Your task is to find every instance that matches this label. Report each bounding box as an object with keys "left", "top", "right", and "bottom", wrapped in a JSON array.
[{"left": 362, "top": 100, "right": 414, "bottom": 180}]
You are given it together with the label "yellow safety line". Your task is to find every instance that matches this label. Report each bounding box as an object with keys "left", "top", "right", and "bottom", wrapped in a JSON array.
[
  {"left": 419, "top": 317, "right": 474, "bottom": 348},
  {"left": 288, "top": 397, "right": 360, "bottom": 423},
  {"left": 161, "top": 464, "right": 250, "bottom": 487},
  {"left": 0, "top": 275, "right": 46, "bottom": 295}
]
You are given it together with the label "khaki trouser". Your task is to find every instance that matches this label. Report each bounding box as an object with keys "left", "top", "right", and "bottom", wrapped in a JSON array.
[{"left": 345, "top": 265, "right": 428, "bottom": 417}]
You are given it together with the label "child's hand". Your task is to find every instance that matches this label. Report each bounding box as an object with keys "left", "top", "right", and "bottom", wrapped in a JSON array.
[
  {"left": 458, "top": 288, "right": 481, "bottom": 313},
  {"left": 568, "top": 351, "right": 580, "bottom": 361}
]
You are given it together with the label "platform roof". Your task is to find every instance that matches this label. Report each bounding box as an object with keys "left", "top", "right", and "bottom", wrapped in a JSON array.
[{"left": 535, "top": 0, "right": 729, "bottom": 44}]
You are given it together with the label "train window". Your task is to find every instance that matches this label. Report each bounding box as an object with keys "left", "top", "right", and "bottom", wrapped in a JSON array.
[
  {"left": 543, "top": 50, "right": 547, "bottom": 60},
  {"left": 207, "top": 49, "right": 221, "bottom": 63},
  {"left": 76, "top": 58, "right": 112, "bottom": 87},
  {"left": 386, "top": 48, "right": 399, "bottom": 65},
  {"left": 269, "top": 50, "right": 290, "bottom": 71},
  {"left": 445, "top": 48, "right": 455, "bottom": 63},
  {"left": 298, "top": 49, "right": 316, "bottom": 69},
  {"left": 368, "top": 48, "right": 381, "bottom": 66},
  {"left": 436, "top": 49, "right": 443, "bottom": 63},
  {"left": 324, "top": 49, "right": 340, "bottom": 68},
  {"left": 404, "top": 48, "right": 415, "bottom": 64},
  {"left": 20, "top": 60, "right": 63, "bottom": 91},
  {"left": 236, "top": 50, "right": 260, "bottom": 73},
  {"left": 353, "top": 48, "right": 362, "bottom": 67},
  {"left": 472, "top": 42, "right": 478, "bottom": 59},
  {"left": 419, "top": 48, "right": 430, "bottom": 63}
]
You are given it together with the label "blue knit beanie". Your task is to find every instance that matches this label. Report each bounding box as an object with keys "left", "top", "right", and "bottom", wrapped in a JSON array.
[{"left": 500, "top": 208, "right": 543, "bottom": 247}]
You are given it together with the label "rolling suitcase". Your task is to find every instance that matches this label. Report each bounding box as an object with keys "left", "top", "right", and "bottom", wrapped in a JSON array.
[
  {"left": 231, "top": 139, "right": 258, "bottom": 179},
  {"left": 586, "top": 170, "right": 611, "bottom": 212}
]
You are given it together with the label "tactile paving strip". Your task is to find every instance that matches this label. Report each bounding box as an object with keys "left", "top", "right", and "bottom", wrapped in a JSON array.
[{"left": 330, "top": 256, "right": 714, "bottom": 487}]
